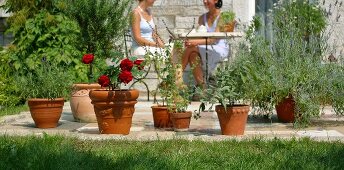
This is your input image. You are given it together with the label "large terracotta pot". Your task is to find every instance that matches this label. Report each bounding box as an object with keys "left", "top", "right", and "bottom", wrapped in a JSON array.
[
  {"left": 276, "top": 97, "right": 295, "bottom": 123},
  {"left": 215, "top": 105, "right": 249, "bottom": 136},
  {"left": 28, "top": 98, "right": 64, "bottom": 128},
  {"left": 89, "top": 89, "right": 139, "bottom": 135},
  {"left": 151, "top": 105, "right": 173, "bottom": 128},
  {"left": 70, "top": 83, "right": 102, "bottom": 122},
  {"left": 170, "top": 111, "right": 192, "bottom": 131}
]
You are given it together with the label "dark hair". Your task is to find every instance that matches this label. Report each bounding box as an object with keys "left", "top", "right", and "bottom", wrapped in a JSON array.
[{"left": 215, "top": 0, "right": 223, "bottom": 9}]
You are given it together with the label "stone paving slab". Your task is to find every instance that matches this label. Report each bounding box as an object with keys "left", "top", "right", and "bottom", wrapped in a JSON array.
[{"left": 1, "top": 101, "right": 344, "bottom": 142}]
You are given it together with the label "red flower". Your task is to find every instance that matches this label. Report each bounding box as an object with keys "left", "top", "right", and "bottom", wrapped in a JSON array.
[
  {"left": 120, "top": 58, "right": 134, "bottom": 71},
  {"left": 82, "top": 54, "right": 94, "bottom": 64},
  {"left": 119, "top": 70, "right": 133, "bottom": 84},
  {"left": 134, "top": 59, "right": 144, "bottom": 70},
  {"left": 98, "top": 75, "right": 110, "bottom": 87}
]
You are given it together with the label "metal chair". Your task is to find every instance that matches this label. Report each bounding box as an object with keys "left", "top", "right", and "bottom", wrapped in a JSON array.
[{"left": 124, "top": 30, "right": 152, "bottom": 101}]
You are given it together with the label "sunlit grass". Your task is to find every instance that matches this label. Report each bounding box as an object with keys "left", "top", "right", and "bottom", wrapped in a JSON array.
[
  {"left": 1, "top": 135, "right": 344, "bottom": 169},
  {"left": 0, "top": 105, "right": 28, "bottom": 117}
]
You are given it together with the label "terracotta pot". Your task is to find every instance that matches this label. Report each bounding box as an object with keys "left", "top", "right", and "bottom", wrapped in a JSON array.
[
  {"left": 170, "top": 111, "right": 192, "bottom": 131},
  {"left": 28, "top": 98, "right": 64, "bottom": 128},
  {"left": 70, "top": 83, "right": 102, "bottom": 123},
  {"left": 220, "top": 21, "right": 236, "bottom": 32},
  {"left": 215, "top": 105, "right": 249, "bottom": 136},
  {"left": 89, "top": 89, "right": 139, "bottom": 135},
  {"left": 151, "top": 105, "right": 173, "bottom": 128},
  {"left": 276, "top": 97, "right": 296, "bottom": 123}
]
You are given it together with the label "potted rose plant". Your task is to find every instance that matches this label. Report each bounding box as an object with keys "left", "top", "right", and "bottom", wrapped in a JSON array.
[
  {"left": 18, "top": 61, "right": 72, "bottom": 128},
  {"left": 89, "top": 53, "right": 144, "bottom": 135}
]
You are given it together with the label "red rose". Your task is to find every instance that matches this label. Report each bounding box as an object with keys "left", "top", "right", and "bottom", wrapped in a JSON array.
[
  {"left": 98, "top": 75, "right": 110, "bottom": 87},
  {"left": 82, "top": 54, "right": 94, "bottom": 64},
  {"left": 134, "top": 59, "right": 144, "bottom": 70},
  {"left": 119, "top": 70, "right": 133, "bottom": 84},
  {"left": 120, "top": 58, "right": 134, "bottom": 71}
]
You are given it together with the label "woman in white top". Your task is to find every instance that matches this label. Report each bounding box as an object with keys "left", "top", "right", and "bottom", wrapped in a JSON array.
[
  {"left": 182, "top": 0, "right": 229, "bottom": 88},
  {"left": 131, "top": 0, "right": 164, "bottom": 56}
]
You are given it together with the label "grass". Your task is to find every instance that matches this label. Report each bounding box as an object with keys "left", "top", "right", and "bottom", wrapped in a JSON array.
[
  {"left": 0, "top": 104, "right": 28, "bottom": 117},
  {"left": 1, "top": 135, "right": 344, "bottom": 169}
]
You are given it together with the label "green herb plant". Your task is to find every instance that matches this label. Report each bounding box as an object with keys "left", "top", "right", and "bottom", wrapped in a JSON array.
[{"left": 18, "top": 61, "right": 72, "bottom": 99}]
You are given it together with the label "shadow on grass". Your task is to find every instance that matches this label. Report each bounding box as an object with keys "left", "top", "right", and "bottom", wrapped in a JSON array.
[{"left": 0, "top": 135, "right": 176, "bottom": 170}]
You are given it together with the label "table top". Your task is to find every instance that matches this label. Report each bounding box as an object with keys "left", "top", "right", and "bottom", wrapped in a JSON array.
[{"left": 178, "top": 32, "right": 244, "bottom": 39}]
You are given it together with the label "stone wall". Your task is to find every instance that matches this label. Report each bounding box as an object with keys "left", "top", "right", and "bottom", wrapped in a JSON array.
[{"left": 322, "top": 0, "right": 344, "bottom": 61}]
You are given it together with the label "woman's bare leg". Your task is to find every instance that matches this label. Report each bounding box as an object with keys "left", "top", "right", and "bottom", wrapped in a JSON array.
[{"left": 182, "top": 46, "right": 204, "bottom": 86}]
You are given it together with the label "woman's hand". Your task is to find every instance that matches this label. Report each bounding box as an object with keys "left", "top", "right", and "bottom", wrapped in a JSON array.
[{"left": 184, "top": 40, "right": 199, "bottom": 47}]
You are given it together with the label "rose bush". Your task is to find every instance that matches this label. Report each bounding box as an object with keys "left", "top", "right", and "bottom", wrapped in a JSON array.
[
  {"left": 82, "top": 53, "right": 95, "bottom": 83},
  {"left": 97, "top": 56, "right": 144, "bottom": 90}
]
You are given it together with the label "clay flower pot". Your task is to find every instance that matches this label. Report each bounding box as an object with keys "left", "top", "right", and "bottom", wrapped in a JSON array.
[
  {"left": 220, "top": 21, "right": 236, "bottom": 32},
  {"left": 28, "top": 98, "right": 64, "bottom": 128},
  {"left": 215, "top": 105, "right": 250, "bottom": 136},
  {"left": 89, "top": 89, "right": 139, "bottom": 135},
  {"left": 151, "top": 105, "right": 173, "bottom": 128},
  {"left": 70, "top": 83, "right": 102, "bottom": 123},
  {"left": 276, "top": 97, "right": 296, "bottom": 123},
  {"left": 170, "top": 111, "right": 192, "bottom": 131}
]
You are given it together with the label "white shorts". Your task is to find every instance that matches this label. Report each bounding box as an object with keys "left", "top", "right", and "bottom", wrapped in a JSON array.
[{"left": 132, "top": 46, "right": 163, "bottom": 57}]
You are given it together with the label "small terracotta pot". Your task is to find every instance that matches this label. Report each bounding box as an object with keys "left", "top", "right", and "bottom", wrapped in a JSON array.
[
  {"left": 28, "top": 98, "right": 64, "bottom": 128},
  {"left": 70, "top": 83, "right": 102, "bottom": 122},
  {"left": 151, "top": 105, "right": 173, "bottom": 128},
  {"left": 170, "top": 111, "right": 192, "bottom": 131},
  {"left": 220, "top": 21, "right": 236, "bottom": 32},
  {"left": 215, "top": 105, "right": 249, "bottom": 136},
  {"left": 89, "top": 89, "right": 139, "bottom": 135},
  {"left": 276, "top": 97, "right": 296, "bottom": 123}
]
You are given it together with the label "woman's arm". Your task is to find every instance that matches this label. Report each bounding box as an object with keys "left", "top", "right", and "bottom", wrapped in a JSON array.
[
  {"left": 185, "top": 14, "right": 220, "bottom": 47},
  {"left": 152, "top": 27, "right": 164, "bottom": 48},
  {"left": 131, "top": 10, "right": 160, "bottom": 47}
]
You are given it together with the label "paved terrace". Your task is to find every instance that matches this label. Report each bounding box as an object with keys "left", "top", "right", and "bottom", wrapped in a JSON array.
[{"left": 1, "top": 99, "right": 344, "bottom": 142}]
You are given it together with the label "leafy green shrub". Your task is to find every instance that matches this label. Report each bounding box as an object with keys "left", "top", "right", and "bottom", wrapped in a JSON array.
[
  {"left": 61, "top": 0, "right": 133, "bottom": 58},
  {"left": 218, "top": 0, "right": 343, "bottom": 126},
  {"left": 4, "top": 10, "right": 82, "bottom": 76},
  {"left": 219, "top": 10, "right": 235, "bottom": 25},
  {"left": 0, "top": 49, "right": 22, "bottom": 106},
  {"left": 18, "top": 62, "right": 72, "bottom": 99}
]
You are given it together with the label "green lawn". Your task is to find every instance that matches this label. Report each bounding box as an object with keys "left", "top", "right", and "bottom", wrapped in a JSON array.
[
  {"left": 1, "top": 135, "right": 344, "bottom": 169},
  {"left": 0, "top": 105, "right": 28, "bottom": 117}
]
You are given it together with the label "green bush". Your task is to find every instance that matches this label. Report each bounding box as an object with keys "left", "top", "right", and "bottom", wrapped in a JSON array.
[
  {"left": 61, "top": 0, "right": 133, "bottom": 58},
  {"left": 222, "top": 0, "right": 343, "bottom": 127},
  {"left": 18, "top": 62, "right": 72, "bottom": 99}
]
